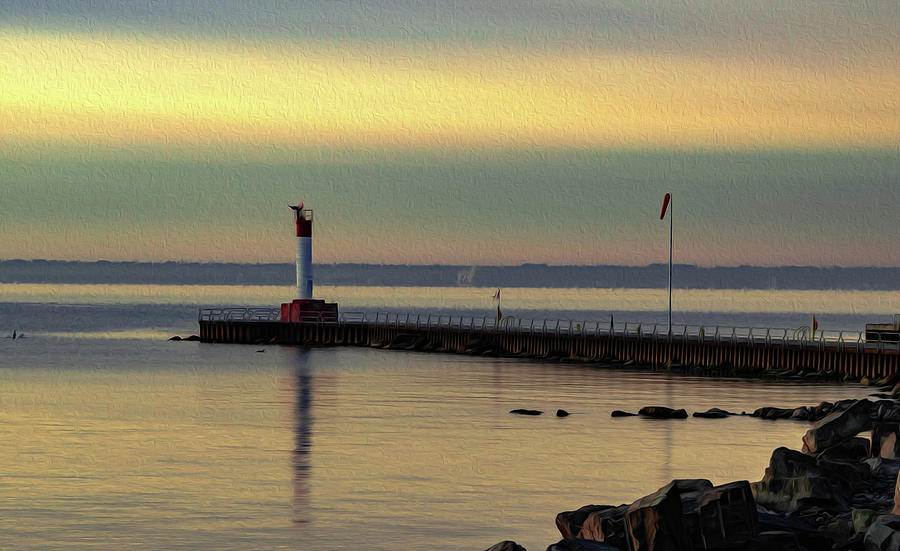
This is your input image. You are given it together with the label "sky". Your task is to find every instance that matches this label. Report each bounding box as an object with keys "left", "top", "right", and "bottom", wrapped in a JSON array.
[{"left": 1, "top": 1, "right": 898, "bottom": 266}]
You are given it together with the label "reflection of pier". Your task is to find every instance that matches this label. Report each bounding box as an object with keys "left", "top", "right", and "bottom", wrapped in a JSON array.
[
  {"left": 199, "top": 310, "right": 900, "bottom": 378},
  {"left": 292, "top": 349, "right": 313, "bottom": 524}
]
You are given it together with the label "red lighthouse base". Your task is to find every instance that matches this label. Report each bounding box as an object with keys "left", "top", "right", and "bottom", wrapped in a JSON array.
[{"left": 281, "top": 299, "right": 339, "bottom": 323}]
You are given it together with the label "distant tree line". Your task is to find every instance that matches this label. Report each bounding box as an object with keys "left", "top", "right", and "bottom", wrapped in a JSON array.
[{"left": 3, "top": 260, "right": 900, "bottom": 290}]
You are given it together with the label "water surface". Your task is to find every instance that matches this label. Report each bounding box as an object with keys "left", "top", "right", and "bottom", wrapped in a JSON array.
[{"left": 0, "top": 286, "right": 880, "bottom": 550}]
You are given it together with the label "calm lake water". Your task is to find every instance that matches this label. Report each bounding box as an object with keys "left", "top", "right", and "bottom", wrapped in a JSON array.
[{"left": 0, "top": 285, "right": 882, "bottom": 550}]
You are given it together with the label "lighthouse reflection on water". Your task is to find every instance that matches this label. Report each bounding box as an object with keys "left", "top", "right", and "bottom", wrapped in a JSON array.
[{"left": 292, "top": 347, "right": 313, "bottom": 524}]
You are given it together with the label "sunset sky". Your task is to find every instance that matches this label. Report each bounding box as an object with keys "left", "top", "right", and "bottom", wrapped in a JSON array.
[{"left": 1, "top": 2, "right": 898, "bottom": 266}]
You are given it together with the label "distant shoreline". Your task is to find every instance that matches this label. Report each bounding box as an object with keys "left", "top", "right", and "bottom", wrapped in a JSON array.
[{"left": 5, "top": 260, "right": 900, "bottom": 290}]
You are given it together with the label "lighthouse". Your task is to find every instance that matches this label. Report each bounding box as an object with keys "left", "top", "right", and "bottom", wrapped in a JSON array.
[
  {"left": 281, "top": 201, "right": 339, "bottom": 323},
  {"left": 290, "top": 201, "right": 313, "bottom": 300}
]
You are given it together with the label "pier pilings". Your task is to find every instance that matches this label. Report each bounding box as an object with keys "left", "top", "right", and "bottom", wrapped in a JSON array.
[{"left": 198, "top": 318, "right": 898, "bottom": 378}]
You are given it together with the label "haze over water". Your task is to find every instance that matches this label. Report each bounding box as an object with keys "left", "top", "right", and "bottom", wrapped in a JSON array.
[{"left": 0, "top": 285, "right": 880, "bottom": 550}]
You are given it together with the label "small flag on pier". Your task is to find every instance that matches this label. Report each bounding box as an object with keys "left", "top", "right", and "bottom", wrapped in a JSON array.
[
  {"left": 812, "top": 315, "right": 818, "bottom": 337},
  {"left": 492, "top": 288, "right": 502, "bottom": 321}
]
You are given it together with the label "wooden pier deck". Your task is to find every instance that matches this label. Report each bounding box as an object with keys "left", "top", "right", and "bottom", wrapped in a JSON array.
[{"left": 198, "top": 308, "right": 900, "bottom": 379}]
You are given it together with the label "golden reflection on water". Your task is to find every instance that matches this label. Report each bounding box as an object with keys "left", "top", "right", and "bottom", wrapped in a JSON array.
[{"left": 3, "top": 283, "right": 900, "bottom": 314}]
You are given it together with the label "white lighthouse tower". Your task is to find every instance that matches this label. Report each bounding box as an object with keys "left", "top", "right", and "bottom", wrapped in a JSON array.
[{"left": 290, "top": 201, "right": 313, "bottom": 300}]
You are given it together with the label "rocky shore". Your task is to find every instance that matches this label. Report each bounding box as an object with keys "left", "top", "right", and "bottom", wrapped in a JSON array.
[{"left": 487, "top": 379, "right": 900, "bottom": 551}]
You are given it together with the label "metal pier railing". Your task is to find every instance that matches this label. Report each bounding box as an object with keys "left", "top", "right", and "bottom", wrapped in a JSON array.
[{"left": 197, "top": 308, "right": 900, "bottom": 351}]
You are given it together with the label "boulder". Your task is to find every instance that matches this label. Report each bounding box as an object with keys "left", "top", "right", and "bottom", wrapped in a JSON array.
[
  {"left": 874, "top": 424, "right": 900, "bottom": 459},
  {"left": 577, "top": 505, "right": 629, "bottom": 549},
  {"left": 875, "top": 403, "right": 900, "bottom": 424},
  {"left": 638, "top": 407, "right": 688, "bottom": 419},
  {"left": 510, "top": 409, "right": 543, "bottom": 416},
  {"left": 864, "top": 515, "right": 900, "bottom": 551},
  {"left": 819, "top": 437, "right": 871, "bottom": 464},
  {"left": 557, "top": 505, "right": 617, "bottom": 539},
  {"left": 752, "top": 447, "right": 866, "bottom": 514},
  {"left": 168, "top": 335, "right": 182, "bottom": 341},
  {"left": 557, "top": 409, "right": 570, "bottom": 417},
  {"left": 742, "top": 531, "right": 805, "bottom": 551},
  {"left": 854, "top": 509, "right": 881, "bottom": 535},
  {"left": 895, "top": 471, "right": 900, "bottom": 515},
  {"left": 757, "top": 512, "right": 831, "bottom": 550},
  {"left": 485, "top": 541, "right": 527, "bottom": 551},
  {"left": 624, "top": 480, "right": 692, "bottom": 551},
  {"left": 545, "top": 539, "right": 622, "bottom": 551},
  {"left": 809, "top": 401, "right": 835, "bottom": 422},
  {"left": 611, "top": 410, "right": 637, "bottom": 417},
  {"left": 802, "top": 399, "right": 873, "bottom": 455},
  {"left": 790, "top": 407, "right": 810, "bottom": 421},
  {"left": 184, "top": 335, "right": 201, "bottom": 341},
  {"left": 681, "top": 481, "right": 758, "bottom": 550}
]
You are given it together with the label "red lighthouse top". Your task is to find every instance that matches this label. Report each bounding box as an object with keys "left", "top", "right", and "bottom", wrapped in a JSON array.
[{"left": 290, "top": 201, "right": 313, "bottom": 237}]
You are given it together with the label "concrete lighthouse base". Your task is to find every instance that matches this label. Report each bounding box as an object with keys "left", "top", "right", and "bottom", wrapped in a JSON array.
[{"left": 281, "top": 299, "right": 339, "bottom": 323}]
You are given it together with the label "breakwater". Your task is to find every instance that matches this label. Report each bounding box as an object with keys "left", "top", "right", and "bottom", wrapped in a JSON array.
[{"left": 198, "top": 308, "right": 900, "bottom": 379}]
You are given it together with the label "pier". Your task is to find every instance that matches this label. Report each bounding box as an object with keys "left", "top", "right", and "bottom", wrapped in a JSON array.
[{"left": 198, "top": 308, "right": 900, "bottom": 379}]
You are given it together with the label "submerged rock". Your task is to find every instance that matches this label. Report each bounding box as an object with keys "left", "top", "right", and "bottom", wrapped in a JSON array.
[
  {"left": 692, "top": 408, "right": 735, "bottom": 419},
  {"left": 751, "top": 407, "right": 795, "bottom": 420},
  {"left": 611, "top": 410, "right": 636, "bottom": 417},
  {"left": 168, "top": 335, "right": 182, "bottom": 341},
  {"left": 556, "top": 409, "right": 570, "bottom": 417},
  {"left": 638, "top": 406, "right": 688, "bottom": 419},
  {"left": 510, "top": 409, "right": 543, "bottom": 416}
]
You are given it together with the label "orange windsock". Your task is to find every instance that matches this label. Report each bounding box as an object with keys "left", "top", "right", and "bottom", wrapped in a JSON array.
[{"left": 660, "top": 193, "right": 671, "bottom": 220}]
